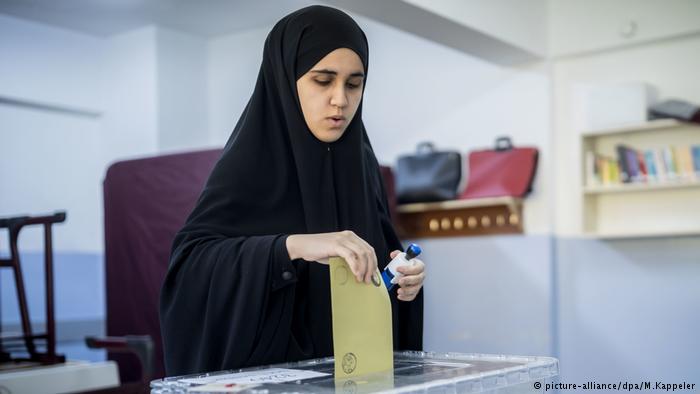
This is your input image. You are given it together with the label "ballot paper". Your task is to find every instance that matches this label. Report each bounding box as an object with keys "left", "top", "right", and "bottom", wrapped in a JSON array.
[{"left": 329, "top": 257, "right": 393, "bottom": 378}]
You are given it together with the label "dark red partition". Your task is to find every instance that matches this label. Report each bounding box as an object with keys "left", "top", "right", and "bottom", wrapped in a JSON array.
[{"left": 103, "top": 149, "right": 221, "bottom": 381}]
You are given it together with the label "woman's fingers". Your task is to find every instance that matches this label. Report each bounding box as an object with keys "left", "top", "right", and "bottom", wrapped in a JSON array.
[
  {"left": 389, "top": 250, "right": 400, "bottom": 259},
  {"left": 398, "top": 272, "right": 425, "bottom": 287},
  {"left": 397, "top": 258, "right": 425, "bottom": 301},
  {"left": 339, "top": 231, "right": 376, "bottom": 284},
  {"left": 396, "top": 259, "right": 425, "bottom": 276},
  {"left": 397, "top": 286, "right": 421, "bottom": 301},
  {"left": 399, "top": 282, "right": 422, "bottom": 294},
  {"left": 354, "top": 235, "right": 377, "bottom": 284},
  {"left": 338, "top": 236, "right": 368, "bottom": 283},
  {"left": 335, "top": 244, "right": 365, "bottom": 282}
]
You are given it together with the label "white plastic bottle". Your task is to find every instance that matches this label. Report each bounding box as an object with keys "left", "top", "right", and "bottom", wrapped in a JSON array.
[{"left": 381, "top": 243, "right": 422, "bottom": 291}]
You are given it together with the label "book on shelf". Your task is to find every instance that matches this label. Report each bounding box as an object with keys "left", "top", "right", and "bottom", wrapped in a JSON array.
[
  {"left": 675, "top": 145, "right": 695, "bottom": 179},
  {"left": 587, "top": 152, "right": 621, "bottom": 186},
  {"left": 616, "top": 144, "right": 642, "bottom": 182},
  {"left": 662, "top": 147, "right": 677, "bottom": 179},
  {"left": 643, "top": 150, "right": 658, "bottom": 181},
  {"left": 586, "top": 144, "right": 700, "bottom": 188},
  {"left": 636, "top": 150, "right": 648, "bottom": 181}
]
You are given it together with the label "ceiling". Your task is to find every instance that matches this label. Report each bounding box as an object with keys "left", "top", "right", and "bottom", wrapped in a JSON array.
[
  {"left": 0, "top": 0, "right": 541, "bottom": 65},
  {"left": 0, "top": 0, "right": 320, "bottom": 37}
]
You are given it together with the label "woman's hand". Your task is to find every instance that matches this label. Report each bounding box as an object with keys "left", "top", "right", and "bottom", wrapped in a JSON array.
[
  {"left": 286, "top": 231, "right": 378, "bottom": 284},
  {"left": 390, "top": 250, "right": 425, "bottom": 302}
]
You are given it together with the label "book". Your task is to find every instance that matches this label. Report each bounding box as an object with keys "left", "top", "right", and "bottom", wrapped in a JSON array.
[
  {"left": 624, "top": 147, "right": 641, "bottom": 182},
  {"left": 601, "top": 157, "right": 610, "bottom": 185},
  {"left": 662, "top": 147, "right": 678, "bottom": 179},
  {"left": 692, "top": 145, "right": 700, "bottom": 176},
  {"left": 611, "top": 158, "right": 620, "bottom": 183},
  {"left": 615, "top": 145, "right": 631, "bottom": 183},
  {"left": 643, "top": 150, "right": 658, "bottom": 182},
  {"left": 653, "top": 149, "right": 667, "bottom": 181},
  {"left": 636, "top": 150, "right": 648, "bottom": 182},
  {"left": 675, "top": 145, "right": 695, "bottom": 179}
]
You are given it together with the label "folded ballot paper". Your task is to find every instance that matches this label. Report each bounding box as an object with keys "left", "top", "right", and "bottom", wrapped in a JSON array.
[{"left": 329, "top": 257, "right": 394, "bottom": 378}]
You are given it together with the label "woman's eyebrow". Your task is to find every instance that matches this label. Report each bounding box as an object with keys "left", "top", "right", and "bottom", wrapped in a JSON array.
[{"left": 310, "top": 69, "right": 365, "bottom": 78}]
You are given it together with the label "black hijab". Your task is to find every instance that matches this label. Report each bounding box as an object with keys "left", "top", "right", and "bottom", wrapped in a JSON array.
[{"left": 160, "top": 5, "right": 423, "bottom": 376}]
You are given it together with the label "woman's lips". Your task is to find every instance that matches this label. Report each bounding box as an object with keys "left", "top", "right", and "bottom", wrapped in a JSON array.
[{"left": 327, "top": 117, "right": 345, "bottom": 128}]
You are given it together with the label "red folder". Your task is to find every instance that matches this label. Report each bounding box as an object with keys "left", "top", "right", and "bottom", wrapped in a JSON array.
[{"left": 460, "top": 137, "right": 538, "bottom": 199}]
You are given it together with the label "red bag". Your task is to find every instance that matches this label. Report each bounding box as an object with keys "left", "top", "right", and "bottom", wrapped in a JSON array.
[{"left": 460, "top": 137, "right": 538, "bottom": 199}]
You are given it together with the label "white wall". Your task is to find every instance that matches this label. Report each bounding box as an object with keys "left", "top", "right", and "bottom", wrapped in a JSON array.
[
  {"left": 0, "top": 17, "right": 211, "bottom": 337},
  {"left": 0, "top": 14, "right": 105, "bottom": 253},
  {"left": 0, "top": 14, "right": 103, "bottom": 113},
  {"left": 0, "top": 15, "right": 110, "bottom": 339},
  {"left": 157, "top": 27, "right": 210, "bottom": 152},
  {"left": 101, "top": 26, "right": 160, "bottom": 177},
  {"left": 1, "top": 19, "right": 213, "bottom": 252},
  {"left": 207, "top": 26, "right": 268, "bottom": 145},
  {"left": 421, "top": 235, "right": 554, "bottom": 357},
  {"left": 557, "top": 237, "right": 700, "bottom": 382}
]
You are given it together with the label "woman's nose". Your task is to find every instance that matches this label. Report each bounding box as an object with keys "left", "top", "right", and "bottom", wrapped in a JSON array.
[{"left": 329, "top": 84, "right": 348, "bottom": 108}]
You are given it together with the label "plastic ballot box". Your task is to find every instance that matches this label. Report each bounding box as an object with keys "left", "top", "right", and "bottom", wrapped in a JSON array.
[{"left": 150, "top": 351, "right": 558, "bottom": 393}]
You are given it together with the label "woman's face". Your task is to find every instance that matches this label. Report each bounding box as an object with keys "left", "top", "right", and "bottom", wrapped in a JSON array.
[{"left": 296, "top": 48, "right": 365, "bottom": 143}]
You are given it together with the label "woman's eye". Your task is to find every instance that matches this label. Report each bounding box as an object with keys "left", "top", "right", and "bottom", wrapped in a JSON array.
[
  {"left": 315, "top": 80, "right": 331, "bottom": 86},
  {"left": 346, "top": 82, "right": 361, "bottom": 89}
]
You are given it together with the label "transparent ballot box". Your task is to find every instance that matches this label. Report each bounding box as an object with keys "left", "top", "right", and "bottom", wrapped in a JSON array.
[{"left": 151, "top": 351, "right": 559, "bottom": 393}]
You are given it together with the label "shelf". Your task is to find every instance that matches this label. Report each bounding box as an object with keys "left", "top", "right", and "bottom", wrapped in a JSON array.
[
  {"left": 395, "top": 197, "right": 523, "bottom": 238},
  {"left": 583, "top": 229, "right": 700, "bottom": 240},
  {"left": 397, "top": 196, "right": 521, "bottom": 215},
  {"left": 580, "top": 119, "right": 692, "bottom": 137},
  {"left": 580, "top": 116, "right": 700, "bottom": 238},
  {"left": 583, "top": 178, "right": 700, "bottom": 194}
]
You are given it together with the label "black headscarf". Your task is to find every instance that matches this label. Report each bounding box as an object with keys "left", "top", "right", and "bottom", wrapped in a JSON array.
[{"left": 160, "top": 5, "right": 423, "bottom": 376}]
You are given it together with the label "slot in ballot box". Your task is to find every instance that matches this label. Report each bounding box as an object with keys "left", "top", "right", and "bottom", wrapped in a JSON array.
[{"left": 150, "top": 351, "right": 558, "bottom": 393}]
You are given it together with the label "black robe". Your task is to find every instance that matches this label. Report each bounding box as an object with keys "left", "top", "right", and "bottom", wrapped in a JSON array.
[{"left": 159, "top": 5, "right": 423, "bottom": 376}]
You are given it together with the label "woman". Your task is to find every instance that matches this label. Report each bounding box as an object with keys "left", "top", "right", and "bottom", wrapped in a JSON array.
[{"left": 159, "top": 5, "right": 425, "bottom": 376}]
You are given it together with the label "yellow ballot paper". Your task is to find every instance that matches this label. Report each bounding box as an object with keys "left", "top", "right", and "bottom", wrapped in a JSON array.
[{"left": 329, "top": 257, "right": 393, "bottom": 378}]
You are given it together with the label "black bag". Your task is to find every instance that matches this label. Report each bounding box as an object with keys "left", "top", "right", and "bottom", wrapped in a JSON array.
[
  {"left": 648, "top": 99, "right": 700, "bottom": 124},
  {"left": 395, "top": 142, "right": 462, "bottom": 204}
]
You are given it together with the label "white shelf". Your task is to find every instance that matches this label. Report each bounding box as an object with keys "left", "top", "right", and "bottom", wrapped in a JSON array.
[
  {"left": 583, "top": 178, "right": 700, "bottom": 194},
  {"left": 580, "top": 117, "right": 700, "bottom": 238},
  {"left": 580, "top": 119, "right": 692, "bottom": 137}
]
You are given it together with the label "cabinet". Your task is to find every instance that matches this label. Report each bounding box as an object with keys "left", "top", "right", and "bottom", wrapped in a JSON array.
[{"left": 396, "top": 197, "right": 523, "bottom": 238}]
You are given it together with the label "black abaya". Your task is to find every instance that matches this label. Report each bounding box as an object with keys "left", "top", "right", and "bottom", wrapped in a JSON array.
[{"left": 159, "top": 5, "right": 423, "bottom": 376}]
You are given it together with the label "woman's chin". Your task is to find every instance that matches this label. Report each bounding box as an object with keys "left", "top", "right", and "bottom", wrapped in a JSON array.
[{"left": 312, "top": 128, "right": 346, "bottom": 143}]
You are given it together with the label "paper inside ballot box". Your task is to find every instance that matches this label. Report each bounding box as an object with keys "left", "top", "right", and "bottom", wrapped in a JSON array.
[{"left": 329, "top": 256, "right": 393, "bottom": 378}]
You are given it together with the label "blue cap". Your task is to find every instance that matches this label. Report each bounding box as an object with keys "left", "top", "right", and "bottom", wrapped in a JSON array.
[{"left": 405, "top": 243, "right": 422, "bottom": 260}]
